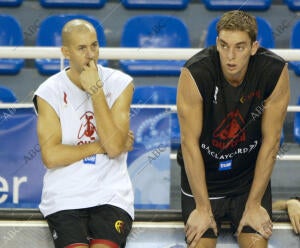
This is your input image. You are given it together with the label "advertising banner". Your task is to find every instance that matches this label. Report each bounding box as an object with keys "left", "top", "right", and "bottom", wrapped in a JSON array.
[
  {"left": 127, "top": 107, "right": 171, "bottom": 209},
  {"left": 0, "top": 107, "right": 45, "bottom": 208},
  {"left": 0, "top": 106, "right": 172, "bottom": 209}
]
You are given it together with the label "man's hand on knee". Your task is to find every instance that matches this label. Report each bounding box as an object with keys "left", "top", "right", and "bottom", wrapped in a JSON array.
[
  {"left": 236, "top": 204, "right": 272, "bottom": 239},
  {"left": 185, "top": 208, "right": 218, "bottom": 248}
]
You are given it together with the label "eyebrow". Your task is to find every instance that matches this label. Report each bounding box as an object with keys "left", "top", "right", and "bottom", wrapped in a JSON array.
[
  {"left": 76, "top": 41, "right": 98, "bottom": 48},
  {"left": 219, "top": 39, "right": 248, "bottom": 46}
]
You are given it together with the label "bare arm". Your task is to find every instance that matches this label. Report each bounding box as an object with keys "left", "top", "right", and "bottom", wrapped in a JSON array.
[
  {"left": 272, "top": 200, "right": 288, "bottom": 210},
  {"left": 177, "top": 68, "right": 217, "bottom": 246},
  {"left": 37, "top": 96, "right": 105, "bottom": 169},
  {"left": 90, "top": 82, "right": 134, "bottom": 158},
  {"left": 273, "top": 199, "right": 300, "bottom": 234},
  {"left": 178, "top": 67, "right": 210, "bottom": 216},
  {"left": 237, "top": 64, "right": 290, "bottom": 237},
  {"left": 247, "top": 64, "right": 290, "bottom": 208},
  {"left": 287, "top": 199, "right": 300, "bottom": 234},
  {"left": 80, "top": 60, "right": 134, "bottom": 158}
]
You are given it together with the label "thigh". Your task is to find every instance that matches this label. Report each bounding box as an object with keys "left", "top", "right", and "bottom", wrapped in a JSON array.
[
  {"left": 238, "top": 233, "right": 268, "bottom": 248},
  {"left": 88, "top": 204, "right": 133, "bottom": 247},
  {"left": 181, "top": 166, "right": 223, "bottom": 236},
  {"left": 193, "top": 238, "right": 217, "bottom": 248},
  {"left": 230, "top": 183, "right": 272, "bottom": 234},
  {"left": 46, "top": 209, "right": 89, "bottom": 248}
]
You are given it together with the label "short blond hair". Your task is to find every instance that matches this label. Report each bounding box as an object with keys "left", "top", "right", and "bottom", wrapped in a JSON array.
[
  {"left": 217, "top": 10, "right": 257, "bottom": 43},
  {"left": 62, "top": 19, "right": 96, "bottom": 46}
]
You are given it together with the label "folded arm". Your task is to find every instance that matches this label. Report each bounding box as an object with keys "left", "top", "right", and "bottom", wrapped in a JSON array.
[
  {"left": 90, "top": 82, "right": 134, "bottom": 158},
  {"left": 79, "top": 61, "right": 134, "bottom": 158},
  {"left": 36, "top": 96, "right": 106, "bottom": 169}
]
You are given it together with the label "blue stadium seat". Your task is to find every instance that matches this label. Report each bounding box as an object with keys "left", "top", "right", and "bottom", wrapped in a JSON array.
[
  {"left": 0, "top": 86, "right": 17, "bottom": 103},
  {"left": 0, "top": 14, "right": 24, "bottom": 75},
  {"left": 132, "top": 85, "right": 180, "bottom": 150},
  {"left": 202, "top": 0, "right": 271, "bottom": 10},
  {"left": 39, "top": 0, "right": 106, "bottom": 8},
  {"left": 284, "top": 0, "right": 300, "bottom": 11},
  {"left": 121, "top": 0, "right": 189, "bottom": 9},
  {"left": 204, "top": 17, "right": 219, "bottom": 48},
  {"left": 0, "top": 0, "right": 23, "bottom": 6},
  {"left": 289, "top": 20, "right": 300, "bottom": 76},
  {"left": 35, "top": 14, "right": 107, "bottom": 75},
  {"left": 294, "top": 96, "right": 300, "bottom": 144},
  {"left": 205, "top": 16, "right": 275, "bottom": 48},
  {"left": 120, "top": 15, "right": 191, "bottom": 76}
]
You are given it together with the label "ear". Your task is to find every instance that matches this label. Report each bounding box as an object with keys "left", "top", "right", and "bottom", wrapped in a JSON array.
[
  {"left": 251, "top": 41, "right": 259, "bottom": 56},
  {"left": 61, "top": 46, "right": 70, "bottom": 59}
]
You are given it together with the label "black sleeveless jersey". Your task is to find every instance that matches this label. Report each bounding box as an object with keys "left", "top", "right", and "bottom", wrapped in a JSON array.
[{"left": 178, "top": 46, "right": 286, "bottom": 197}]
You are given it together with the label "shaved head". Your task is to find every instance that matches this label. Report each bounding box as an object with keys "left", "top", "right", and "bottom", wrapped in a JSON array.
[{"left": 62, "top": 19, "right": 96, "bottom": 46}]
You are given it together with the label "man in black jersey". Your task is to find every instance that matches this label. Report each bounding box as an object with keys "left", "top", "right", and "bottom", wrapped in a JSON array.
[{"left": 176, "top": 10, "right": 290, "bottom": 248}]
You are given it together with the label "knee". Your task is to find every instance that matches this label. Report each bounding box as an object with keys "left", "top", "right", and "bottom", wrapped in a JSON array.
[
  {"left": 190, "top": 238, "right": 217, "bottom": 248},
  {"left": 238, "top": 233, "right": 268, "bottom": 248}
]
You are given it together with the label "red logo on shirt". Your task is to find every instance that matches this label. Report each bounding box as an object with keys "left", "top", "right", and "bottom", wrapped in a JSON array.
[
  {"left": 239, "top": 90, "right": 261, "bottom": 103},
  {"left": 212, "top": 110, "right": 246, "bottom": 149},
  {"left": 63, "top": 92, "right": 67, "bottom": 104},
  {"left": 77, "top": 111, "right": 96, "bottom": 144}
]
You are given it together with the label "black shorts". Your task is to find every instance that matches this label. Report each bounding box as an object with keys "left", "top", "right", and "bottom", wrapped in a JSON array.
[
  {"left": 181, "top": 184, "right": 272, "bottom": 239},
  {"left": 46, "top": 204, "right": 133, "bottom": 248}
]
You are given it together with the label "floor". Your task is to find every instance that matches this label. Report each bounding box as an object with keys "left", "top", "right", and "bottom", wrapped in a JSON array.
[{"left": 0, "top": 221, "right": 299, "bottom": 248}]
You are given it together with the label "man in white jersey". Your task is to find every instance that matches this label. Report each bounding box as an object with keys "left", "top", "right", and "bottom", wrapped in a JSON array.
[{"left": 33, "top": 19, "right": 135, "bottom": 248}]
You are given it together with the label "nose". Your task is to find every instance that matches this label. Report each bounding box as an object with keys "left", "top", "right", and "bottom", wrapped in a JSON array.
[
  {"left": 86, "top": 48, "right": 95, "bottom": 59},
  {"left": 227, "top": 47, "right": 235, "bottom": 61}
]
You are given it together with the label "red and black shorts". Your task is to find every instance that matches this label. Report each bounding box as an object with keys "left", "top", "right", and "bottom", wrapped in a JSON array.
[{"left": 46, "top": 204, "right": 133, "bottom": 248}]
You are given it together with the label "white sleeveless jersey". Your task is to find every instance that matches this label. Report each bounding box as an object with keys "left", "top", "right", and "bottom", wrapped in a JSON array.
[{"left": 34, "top": 65, "right": 134, "bottom": 218}]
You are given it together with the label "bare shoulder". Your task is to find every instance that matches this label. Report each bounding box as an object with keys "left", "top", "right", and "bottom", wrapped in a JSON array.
[
  {"left": 177, "top": 68, "right": 202, "bottom": 107},
  {"left": 36, "top": 96, "right": 56, "bottom": 115},
  {"left": 264, "top": 64, "right": 290, "bottom": 108}
]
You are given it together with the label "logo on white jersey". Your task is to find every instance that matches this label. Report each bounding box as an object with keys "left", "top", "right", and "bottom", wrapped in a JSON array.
[{"left": 77, "top": 111, "right": 96, "bottom": 145}]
